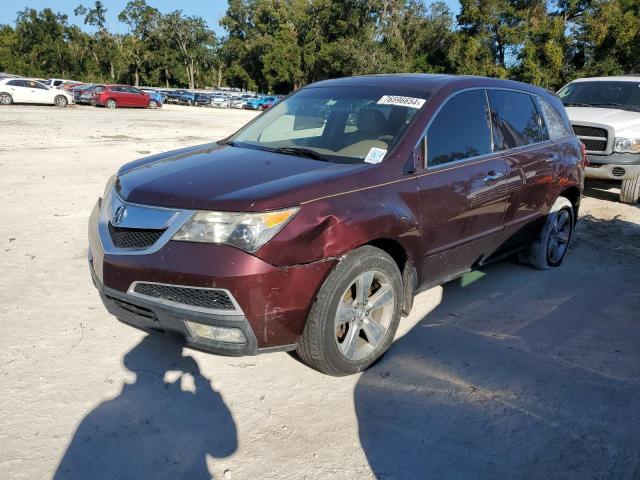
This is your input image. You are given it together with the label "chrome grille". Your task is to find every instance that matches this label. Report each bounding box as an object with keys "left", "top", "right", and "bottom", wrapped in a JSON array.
[
  {"left": 131, "top": 282, "right": 237, "bottom": 311},
  {"left": 108, "top": 223, "right": 165, "bottom": 248}
]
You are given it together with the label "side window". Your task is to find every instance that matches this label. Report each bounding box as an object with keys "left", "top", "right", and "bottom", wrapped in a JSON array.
[
  {"left": 488, "top": 90, "right": 545, "bottom": 149},
  {"left": 427, "top": 89, "right": 492, "bottom": 167},
  {"left": 8, "top": 80, "right": 27, "bottom": 87},
  {"left": 538, "top": 97, "right": 570, "bottom": 140}
]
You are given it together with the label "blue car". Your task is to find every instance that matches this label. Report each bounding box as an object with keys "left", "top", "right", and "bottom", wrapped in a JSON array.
[
  {"left": 142, "top": 90, "right": 164, "bottom": 107},
  {"left": 165, "top": 90, "right": 196, "bottom": 105},
  {"left": 245, "top": 96, "right": 276, "bottom": 110}
]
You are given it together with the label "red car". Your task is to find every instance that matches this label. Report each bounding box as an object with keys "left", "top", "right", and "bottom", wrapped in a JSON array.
[
  {"left": 89, "top": 74, "right": 584, "bottom": 375},
  {"left": 91, "top": 85, "right": 160, "bottom": 109}
]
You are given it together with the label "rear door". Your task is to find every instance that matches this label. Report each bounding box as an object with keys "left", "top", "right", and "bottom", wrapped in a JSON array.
[
  {"left": 416, "top": 89, "right": 508, "bottom": 284},
  {"left": 127, "top": 87, "right": 148, "bottom": 107},
  {"left": 487, "top": 89, "right": 555, "bottom": 239},
  {"left": 6, "top": 79, "right": 28, "bottom": 102}
]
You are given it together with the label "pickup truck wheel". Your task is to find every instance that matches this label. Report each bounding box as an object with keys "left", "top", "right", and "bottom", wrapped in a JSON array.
[
  {"left": 620, "top": 174, "right": 640, "bottom": 204},
  {"left": 0, "top": 92, "right": 13, "bottom": 105},
  {"left": 54, "top": 95, "right": 68, "bottom": 108},
  {"left": 105, "top": 99, "right": 117, "bottom": 109},
  {"left": 518, "top": 196, "right": 574, "bottom": 270},
  {"left": 297, "top": 246, "right": 402, "bottom": 376}
]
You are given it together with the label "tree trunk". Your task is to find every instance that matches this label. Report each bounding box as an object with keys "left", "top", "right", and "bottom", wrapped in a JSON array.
[
  {"left": 110, "top": 62, "right": 115, "bottom": 81},
  {"left": 165, "top": 67, "right": 169, "bottom": 88},
  {"left": 134, "top": 69, "right": 139, "bottom": 87},
  {"left": 217, "top": 65, "right": 222, "bottom": 89}
]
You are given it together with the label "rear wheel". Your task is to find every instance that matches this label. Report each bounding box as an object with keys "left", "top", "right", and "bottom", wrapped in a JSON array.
[
  {"left": 621, "top": 174, "right": 640, "bottom": 204},
  {"left": 54, "top": 95, "right": 68, "bottom": 108},
  {"left": 0, "top": 92, "right": 13, "bottom": 105},
  {"left": 518, "top": 196, "right": 574, "bottom": 269},
  {"left": 105, "top": 98, "right": 117, "bottom": 109},
  {"left": 297, "top": 246, "right": 402, "bottom": 376},
  {"left": 148, "top": 100, "right": 158, "bottom": 109}
]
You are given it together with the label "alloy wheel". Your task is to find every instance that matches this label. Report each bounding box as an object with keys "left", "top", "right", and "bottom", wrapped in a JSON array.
[
  {"left": 0, "top": 93, "right": 11, "bottom": 105},
  {"left": 547, "top": 209, "right": 571, "bottom": 264},
  {"left": 335, "top": 270, "right": 395, "bottom": 361},
  {"left": 55, "top": 96, "right": 67, "bottom": 107}
]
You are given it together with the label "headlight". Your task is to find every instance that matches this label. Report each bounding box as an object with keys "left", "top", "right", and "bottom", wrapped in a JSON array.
[
  {"left": 102, "top": 175, "right": 116, "bottom": 199},
  {"left": 614, "top": 137, "right": 640, "bottom": 154},
  {"left": 172, "top": 207, "right": 299, "bottom": 252}
]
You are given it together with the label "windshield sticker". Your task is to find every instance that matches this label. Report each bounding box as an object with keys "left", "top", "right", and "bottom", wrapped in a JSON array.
[
  {"left": 377, "top": 95, "right": 426, "bottom": 109},
  {"left": 364, "top": 147, "right": 387, "bottom": 164}
]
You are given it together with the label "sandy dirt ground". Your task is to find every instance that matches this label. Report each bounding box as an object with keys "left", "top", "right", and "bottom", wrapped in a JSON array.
[{"left": 1, "top": 103, "right": 639, "bottom": 480}]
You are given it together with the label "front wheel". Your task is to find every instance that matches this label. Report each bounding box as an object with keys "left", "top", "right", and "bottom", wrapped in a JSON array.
[
  {"left": 620, "top": 174, "right": 640, "bottom": 204},
  {"left": 0, "top": 92, "right": 13, "bottom": 105},
  {"left": 54, "top": 95, "right": 68, "bottom": 108},
  {"left": 297, "top": 246, "right": 402, "bottom": 376},
  {"left": 105, "top": 99, "right": 117, "bottom": 109},
  {"left": 148, "top": 100, "right": 158, "bottom": 109},
  {"left": 518, "top": 196, "right": 574, "bottom": 269}
]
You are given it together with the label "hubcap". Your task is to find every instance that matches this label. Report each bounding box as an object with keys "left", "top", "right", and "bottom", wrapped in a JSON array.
[
  {"left": 547, "top": 209, "right": 571, "bottom": 264},
  {"left": 1, "top": 94, "right": 10, "bottom": 104},
  {"left": 334, "top": 270, "right": 395, "bottom": 361}
]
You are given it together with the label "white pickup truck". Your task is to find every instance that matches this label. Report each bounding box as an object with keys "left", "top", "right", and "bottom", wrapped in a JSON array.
[{"left": 558, "top": 75, "right": 640, "bottom": 203}]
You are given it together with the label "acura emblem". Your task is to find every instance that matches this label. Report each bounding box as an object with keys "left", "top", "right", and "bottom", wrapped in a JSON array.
[{"left": 112, "top": 205, "right": 127, "bottom": 225}]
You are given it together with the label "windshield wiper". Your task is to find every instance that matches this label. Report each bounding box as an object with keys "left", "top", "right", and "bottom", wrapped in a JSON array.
[
  {"left": 589, "top": 102, "right": 640, "bottom": 112},
  {"left": 563, "top": 102, "right": 596, "bottom": 108},
  {"left": 272, "top": 146, "right": 329, "bottom": 161},
  {"left": 221, "top": 139, "right": 237, "bottom": 147}
]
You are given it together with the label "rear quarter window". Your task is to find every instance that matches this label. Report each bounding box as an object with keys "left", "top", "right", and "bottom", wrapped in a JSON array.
[{"left": 538, "top": 97, "right": 571, "bottom": 140}]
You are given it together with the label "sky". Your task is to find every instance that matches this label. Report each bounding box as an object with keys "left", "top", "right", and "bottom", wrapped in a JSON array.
[{"left": 0, "top": 0, "right": 461, "bottom": 36}]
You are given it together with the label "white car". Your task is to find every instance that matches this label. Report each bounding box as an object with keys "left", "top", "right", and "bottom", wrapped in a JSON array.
[
  {"left": 559, "top": 75, "right": 640, "bottom": 203},
  {"left": 44, "top": 78, "right": 75, "bottom": 89},
  {"left": 0, "top": 78, "right": 74, "bottom": 107},
  {"left": 209, "top": 95, "right": 229, "bottom": 108}
]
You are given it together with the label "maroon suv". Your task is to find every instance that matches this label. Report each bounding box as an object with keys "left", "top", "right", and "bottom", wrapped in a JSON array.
[{"left": 88, "top": 74, "right": 584, "bottom": 375}]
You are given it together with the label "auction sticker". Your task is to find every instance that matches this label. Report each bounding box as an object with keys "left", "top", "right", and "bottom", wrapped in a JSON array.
[
  {"left": 364, "top": 147, "right": 387, "bottom": 164},
  {"left": 377, "top": 95, "right": 426, "bottom": 109}
]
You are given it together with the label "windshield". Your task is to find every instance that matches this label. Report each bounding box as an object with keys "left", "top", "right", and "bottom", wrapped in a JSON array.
[
  {"left": 558, "top": 81, "right": 640, "bottom": 111},
  {"left": 230, "top": 86, "right": 428, "bottom": 164}
]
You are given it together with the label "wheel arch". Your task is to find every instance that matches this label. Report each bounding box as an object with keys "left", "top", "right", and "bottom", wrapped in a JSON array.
[{"left": 559, "top": 185, "right": 581, "bottom": 223}]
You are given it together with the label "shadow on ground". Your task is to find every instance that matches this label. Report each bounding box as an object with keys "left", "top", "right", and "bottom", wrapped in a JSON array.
[
  {"left": 54, "top": 335, "right": 237, "bottom": 480},
  {"left": 355, "top": 216, "right": 640, "bottom": 479}
]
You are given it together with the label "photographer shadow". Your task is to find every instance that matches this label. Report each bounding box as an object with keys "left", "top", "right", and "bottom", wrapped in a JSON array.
[{"left": 54, "top": 334, "right": 237, "bottom": 480}]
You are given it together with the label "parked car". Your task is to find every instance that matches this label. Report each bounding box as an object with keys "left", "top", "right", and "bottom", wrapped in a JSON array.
[
  {"left": 44, "top": 78, "right": 75, "bottom": 89},
  {"left": 210, "top": 95, "right": 229, "bottom": 108},
  {"left": 165, "top": 90, "right": 196, "bottom": 105},
  {"left": 558, "top": 75, "right": 640, "bottom": 203},
  {"left": 72, "top": 83, "right": 99, "bottom": 103},
  {"left": 0, "top": 78, "right": 74, "bottom": 107},
  {"left": 229, "top": 97, "right": 247, "bottom": 109},
  {"left": 91, "top": 85, "right": 159, "bottom": 109},
  {"left": 260, "top": 96, "right": 278, "bottom": 110},
  {"left": 244, "top": 96, "right": 269, "bottom": 110},
  {"left": 142, "top": 89, "right": 164, "bottom": 107},
  {"left": 194, "top": 92, "right": 212, "bottom": 106},
  {"left": 88, "top": 74, "right": 584, "bottom": 375}
]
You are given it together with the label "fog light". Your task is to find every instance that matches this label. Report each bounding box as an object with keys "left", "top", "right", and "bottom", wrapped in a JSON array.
[{"left": 184, "top": 321, "right": 247, "bottom": 344}]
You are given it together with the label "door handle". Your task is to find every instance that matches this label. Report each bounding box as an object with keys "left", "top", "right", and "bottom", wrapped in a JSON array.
[
  {"left": 544, "top": 153, "right": 559, "bottom": 163},
  {"left": 483, "top": 171, "right": 504, "bottom": 183}
]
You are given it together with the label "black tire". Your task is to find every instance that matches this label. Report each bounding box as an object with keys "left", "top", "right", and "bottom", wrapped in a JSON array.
[
  {"left": 187, "top": 99, "right": 193, "bottom": 106},
  {"left": 148, "top": 100, "right": 158, "bottom": 109},
  {"left": 105, "top": 98, "right": 117, "bottom": 109},
  {"left": 297, "top": 246, "right": 403, "bottom": 376},
  {"left": 621, "top": 174, "right": 640, "bottom": 204},
  {"left": 54, "top": 95, "right": 68, "bottom": 108},
  {"left": 0, "top": 92, "right": 13, "bottom": 105},
  {"left": 518, "top": 196, "right": 574, "bottom": 270}
]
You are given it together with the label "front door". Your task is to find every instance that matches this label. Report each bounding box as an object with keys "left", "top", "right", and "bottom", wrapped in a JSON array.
[{"left": 416, "top": 89, "right": 508, "bottom": 285}]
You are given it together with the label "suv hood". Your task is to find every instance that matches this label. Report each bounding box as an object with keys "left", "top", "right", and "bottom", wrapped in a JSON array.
[
  {"left": 115, "top": 143, "right": 365, "bottom": 211},
  {"left": 566, "top": 107, "right": 640, "bottom": 133}
]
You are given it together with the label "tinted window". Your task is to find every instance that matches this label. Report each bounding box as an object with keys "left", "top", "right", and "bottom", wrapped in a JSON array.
[
  {"left": 427, "top": 89, "right": 492, "bottom": 166},
  {"left": 538, "top": 97, "right": 570, "bottom": 140},
  {"left": 488, "top": 90, "right": 545, "bottom": 149},
  {"left": 7, "top": 80, "right": 25, "bottom": 87}
]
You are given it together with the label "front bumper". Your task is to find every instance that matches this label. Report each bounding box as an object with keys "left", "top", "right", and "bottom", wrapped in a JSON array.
[
  {"left": 88, "top": 196, "right": 336, "bottom": 353},
  {"left": 585, "top": 153, "right": 640, "bottom": 180}
]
